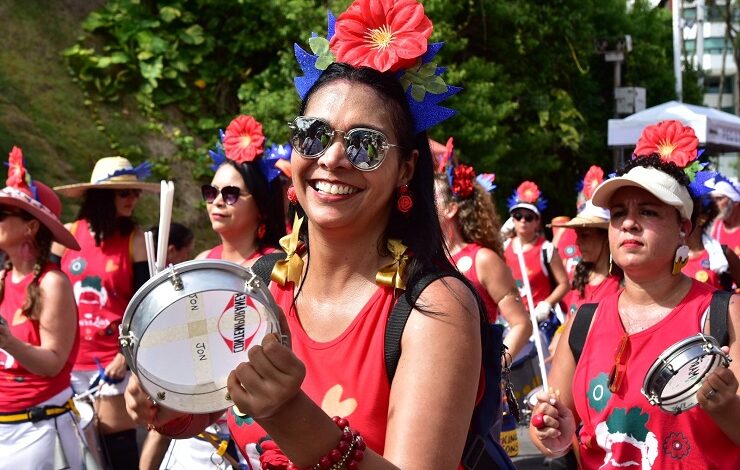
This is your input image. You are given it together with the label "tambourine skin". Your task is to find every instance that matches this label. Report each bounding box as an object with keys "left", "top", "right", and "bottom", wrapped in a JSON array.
[
  {"left": 119, "top": 260, "right": 282, "bottom": 413},
  {"left": 642, "top": 334, "right": 731, "bottom": 415}
]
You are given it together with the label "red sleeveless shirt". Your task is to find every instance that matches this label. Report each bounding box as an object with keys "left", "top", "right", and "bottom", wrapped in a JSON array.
[
  {"left": 572, "top": 280, "right": 740, "bottom": 469},
  {"left": 0, "top": 264, "right": 79, "bottom": 410},
  {"left": 227, "top": 282, "right": 395, "bottom": 468},
  {"left": 61, "top": 219, "right": 134, "bottom": 370},
  {"left": 562, "top": 275, "right": 620, "bottom": 318},
  {"left": 451, "top": 243, "right": 499, "bottom": 322},
  {"left": 504, "top": 236, "right": 552, "bottom": 309},
  {"left": 205, "top": 245, "right": 275, "bottom": 264}
]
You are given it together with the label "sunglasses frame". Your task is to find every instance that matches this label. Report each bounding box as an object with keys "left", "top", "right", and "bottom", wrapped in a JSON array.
[
  {"left": 512, "top": 212, "right": 536, "bottom": 223},
  {"left": 201, "top": 184, "right": 247, "bottom": 206},
  {"left": 288, "top": 116, "right": 402, "bottom": 172},
  {"left": 0, "top": 207, "right": 31, "bottom": 222},
  {"left": 116, "top": 189, "right": 143, "bottom": 198}
]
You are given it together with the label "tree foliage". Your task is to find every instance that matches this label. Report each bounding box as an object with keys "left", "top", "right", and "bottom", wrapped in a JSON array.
[{"left": 64, "top": 0, "right": 690, "bottom": 217}]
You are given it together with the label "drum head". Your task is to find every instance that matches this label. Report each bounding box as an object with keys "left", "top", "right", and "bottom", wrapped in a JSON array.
[{"left": 121, "top": 260, "right": 281, "bottom": 413}]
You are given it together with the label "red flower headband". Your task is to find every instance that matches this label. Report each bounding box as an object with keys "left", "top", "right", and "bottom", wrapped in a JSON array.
[
  {"left": 582, "top": 165, "right": 604, "bottom": 201},
  {"left": 222, "top": 115, "right": 266, "bottom": 164},
  {"left": 633, "top": 120, "right": 698, "bottom": 169},
  {"left": 450, "top": 164, "right": 475, "bottom": 199},
  {"left": 516, "top": 181, "right": 541, "bottom": 204}
]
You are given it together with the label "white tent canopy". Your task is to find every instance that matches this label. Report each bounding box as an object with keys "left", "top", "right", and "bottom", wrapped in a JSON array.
[{"left": 608, "top": 101, "right": 740, "bottom": 151}]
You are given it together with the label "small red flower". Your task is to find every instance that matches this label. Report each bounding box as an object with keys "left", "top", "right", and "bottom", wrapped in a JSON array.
[
  {"left": 223, "top": 115, "right": 266, "bottom": 164},
  {"left": 452, "top": 164, "right": 475, "bottom": 198},
  {"left": 516, "top": 181, "right": 541, "bottom": 204},
  {"left": 6, "top": 146, "right": 26, "bottom": 188},
  {"left": 330, "top": 0, "right": 433, "bottom": 73},
  {"left": 582, "top": 165, "right": 604, "bottom": 201},
  {"left": 634, "top": 120, "right": 698, "bottom": 168},
  {"left": 259, "top": 440, "right": 291, "bottom": 469},
  {"left": 663, "top": 431, "right": 690, "bottom": 460}
]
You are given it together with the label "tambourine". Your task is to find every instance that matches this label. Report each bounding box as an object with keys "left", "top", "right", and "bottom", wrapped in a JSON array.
[
  {"left": 642, "top": 333, "right": 731, "bottom": 415},
  {"left": 119, "top": 260, "right": 282, "bottom": 413}
]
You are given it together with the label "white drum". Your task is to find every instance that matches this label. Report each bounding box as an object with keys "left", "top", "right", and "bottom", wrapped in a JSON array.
[
  {"left": 642, "top": 333, "right": 731, "bottom": 415},
  {"left": 119, "top": 260, "right": 282, "bottom": 413}
]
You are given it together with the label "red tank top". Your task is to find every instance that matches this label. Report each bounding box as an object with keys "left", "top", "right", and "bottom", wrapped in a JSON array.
[
  {"left": 562, "top": 274, "right": 620, "bottom": 318},
  {"left": 683, "top": 250, "right": 723, "bottom": 289},
  {"left": 0, "top": 264, "right": 78, "bottom": 410},
  {"left": 504, "top": 236, "right": 552, "bottom": 309},
  {"left": 227, "top": 283, "right": 395, "bottom": 468},
  {"left": 555, "top": 228, "right": 581, "bottom": 279},
  {"left": 451, "top": 243, "right": 498, "bottom": 322},
  {"left": 205, "top": 245, "right": 276, "bottom": 264},
  {"left": 711, "top": 220, "right": 740, "bottom": 257},
  {"left": 572, "top": 281, "right": 740, "bottom": 469},
  {"left": 61, "top": 219, "right": 134, "bottom": 370}
]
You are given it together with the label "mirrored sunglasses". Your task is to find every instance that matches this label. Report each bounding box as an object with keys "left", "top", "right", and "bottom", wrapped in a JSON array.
[
  {"left": 288, "top": 116, "right": 401, "bottom": 171},
  {"left": 512, "top": 212, "right": 535, "bottom": 222},
  {"left": 201, "top": 184, "right": 246, "bottom": 205}
]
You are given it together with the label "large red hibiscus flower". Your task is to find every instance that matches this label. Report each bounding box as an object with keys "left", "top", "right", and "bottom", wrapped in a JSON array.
[
  {"left": 223, "top": 115, "right": 266, "bottom": 164},
  {"left": 330, "top": 0, "right": 433, "bottom": 73},
  {"left": 582, "top": 165, "right": 604, "bottom": 201},
  {"left": 6, "top": 146, "right": 27, "bottom": 188},
  {"left": 517, "top": 181, "right": 541, "bottom": 204},
  {"left": 634, "top": 120, "right": 698, "bottom": 168}
]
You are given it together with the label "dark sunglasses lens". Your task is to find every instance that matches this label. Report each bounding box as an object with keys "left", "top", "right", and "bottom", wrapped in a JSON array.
[
  {"left": 221, "top": 186, "right": 241, "bottom": 205},
  {"left": 291, "top": 117, "right": 332, "bottom": 157},
  {"left": 201, "top": 185, "right": 218, "bottom": 203},
  {"left": 345, "top": 130, "right": 385, "bottom": 170}
]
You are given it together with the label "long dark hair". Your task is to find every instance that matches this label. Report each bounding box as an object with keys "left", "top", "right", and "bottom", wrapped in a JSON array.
[
  {"left": 222, "top": 159, "right": 285, "bottom": 251},
  {"left": 77, "top": 189, "right": 136, "bottom": 246},
  {"left": 295, "top": 63, "right": 458, "bottom": 301}
]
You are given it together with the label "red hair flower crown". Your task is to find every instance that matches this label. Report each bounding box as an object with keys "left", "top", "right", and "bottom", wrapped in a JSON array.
[
  {"left": 6, "top": 146, "right": 38, "bottom": 200},
  {"left": 508, "top": 181, "right": 547, "bottom": 213},
  {"left": 293, "top": 0, "right": 461, "bottom": 133},
  {"left": 208, "top": 115, "right": 281, "bottom": 183},
  {"left": 633, "top": 120, "right": 715, "bottom": 197}
]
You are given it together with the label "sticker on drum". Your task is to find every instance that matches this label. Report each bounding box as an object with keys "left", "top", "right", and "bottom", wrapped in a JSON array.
[
  {"left": 642, "top": 333, "right": 731, "bottom": 415},
  {"left": 120, "top": 260, "right": 282, "bottom": 413}
]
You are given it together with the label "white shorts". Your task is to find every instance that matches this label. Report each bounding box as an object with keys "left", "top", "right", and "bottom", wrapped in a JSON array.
[
  {"left": 160, "top": 417, "right": 245, "bottom": 470},
  {"left": 71, "top": 370, "right": 131, "bottom": 397},
  {"left": 0, "top": 388, "right": 84, "bottom": 470}
]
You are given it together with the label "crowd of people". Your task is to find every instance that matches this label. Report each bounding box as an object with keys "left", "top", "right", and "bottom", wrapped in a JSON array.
[{"left": 0, "top": 1, "right": 738, "bottom": 469}]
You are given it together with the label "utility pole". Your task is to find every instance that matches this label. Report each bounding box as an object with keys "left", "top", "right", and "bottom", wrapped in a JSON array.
[{"left": 673, "top": 0, "right": 684, "bottom": 101}]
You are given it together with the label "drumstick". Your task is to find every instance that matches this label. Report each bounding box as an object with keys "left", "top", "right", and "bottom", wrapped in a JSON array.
[
  {"left": 156, "top": 181, "right": 175, "bottom": 272},
  {"left": 144, "top": 231, "right": 156, "bottom": 277},
  {"left": 514, "top": 237, "right": 550, "bottom": 392}
]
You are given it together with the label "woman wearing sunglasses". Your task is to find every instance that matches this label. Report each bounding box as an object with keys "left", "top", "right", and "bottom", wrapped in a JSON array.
[
  {"left": 504, "top": 181, "right": 569, "bottom": 343},
  {"left": 194, "top": 114, "right": 286, "bottom": 267},
  {"left": 435, "top": 165, "right": 531, "bottom": 360},
  {"left": 53, "top": 156, "right": 158, "bottom": 470},
  {"left": 530, "top": 121, "right": 740, "bottom": 468},
  {"left": 124, "top": 2, "right": 494, "bottom": 469},
  {"left": 0, "top": 147, "right": 83, "bottom": 468}
]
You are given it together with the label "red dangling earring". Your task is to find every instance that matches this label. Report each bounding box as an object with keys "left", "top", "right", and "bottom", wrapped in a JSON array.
[
  {"left": 397, "top": 184, "right": 413, "bottom": 213},
  {"left": 257, "top": 223, "right": 266, "bottom": 240},
  {"left": 287, "top": 186, "right": 298, "bottom": 205}
]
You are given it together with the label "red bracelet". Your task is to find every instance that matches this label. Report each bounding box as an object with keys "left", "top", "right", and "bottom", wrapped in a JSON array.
[{"left": 272, "top": 416, "right": 365, "bottom": 470}]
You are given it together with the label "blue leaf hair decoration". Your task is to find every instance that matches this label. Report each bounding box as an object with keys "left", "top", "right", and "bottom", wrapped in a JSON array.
[
  {"left": 98, "top": 161, "right": 152, "bottom": 183},
  {"left": 476, "top": 173, "right": 496, "bottom": 193},
  {"left": 207, "top": 129, "right": 283, "bottom": 183}
]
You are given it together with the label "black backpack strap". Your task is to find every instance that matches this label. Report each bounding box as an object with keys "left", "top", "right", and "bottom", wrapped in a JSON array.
[
  {"left": 568, "top": 302, "right": 598, "bottom": 365},
  {"left": 385, "top": 272, "right": 460, "bottom": 383},
  {"left": 710, "top": 290, "right": 732, "bottom": 347},
  {"left": 250, "top": 252, "right": 286, "bottom": 285}
]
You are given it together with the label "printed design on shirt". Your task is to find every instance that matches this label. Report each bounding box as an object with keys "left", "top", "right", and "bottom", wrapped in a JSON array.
[
  {"left": 74, "top": 276, "right": 109, "bottom": 308},
  {"left": 105, "top": 259, "right": 119, "bottom": 273},
  {"left": 695, "top": 270, "right": 709, "bottom": 283},
  {"left": 700, "top": 259, "right": 710, "bottom": 269},
  {"left": 663, "top": 432, "right": 690, "bottom": 460},
  {"left": 594, "top": 407, "right": 658, "bottom": 470},
  {"left": 69, "top": 257, "right": 86, "bottom": 276},
  {"left": 230, "top": 405, "right": 255, "bottom": 426},
  {"left": 455, "top": 255, "right": 473, "bottom": 274},
  {"left": 321, "top": 383, "right": 357, "bottom": 418},
  {"left": 565, "top": 245, "right": 578, "bottom": 257},
  {"left": 0, "top": 348, "right": 15, "bottom": 369},
  {"left": 587, "top": 372, "right": 612, "bottom": 413},
  {"left": 76, "top": 276, "right": 115, "bottom": 340}
]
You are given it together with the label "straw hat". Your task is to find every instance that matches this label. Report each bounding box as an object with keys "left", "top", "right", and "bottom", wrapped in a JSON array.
[
  {"left": 549, "top": 201, "right": 610, "bottom": 229},
  {"left": 0, "top": 147, "right": 79, "bottom": 249},
  {"left": 54, "top": 157, "right": 160, "bottom": 197}
]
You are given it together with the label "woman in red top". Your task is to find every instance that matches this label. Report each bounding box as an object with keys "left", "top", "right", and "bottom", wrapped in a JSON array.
[
  {"left": 126, "top": 2, "right": 487, "bottom": 469},
  {"left": 530, "top": 120, "right": 740, "bottom": 469},
  {"left": 0, "top": 147, "right": 81, "bottom": 468},
  {"left": 435, "top": 165, "right": 531, "bottom": 359},
  {"left": 53, "top": 156, "right": 159, "bottom": 470}
]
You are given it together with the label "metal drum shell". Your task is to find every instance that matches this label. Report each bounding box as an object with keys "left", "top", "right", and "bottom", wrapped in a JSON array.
[{"left": 119, "top": 259, "right": 281, "bottom": 413}]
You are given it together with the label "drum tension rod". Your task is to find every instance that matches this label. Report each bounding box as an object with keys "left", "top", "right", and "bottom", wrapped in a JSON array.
[{"left": 168, "top": 264, "right": 183, "bottom": 291}]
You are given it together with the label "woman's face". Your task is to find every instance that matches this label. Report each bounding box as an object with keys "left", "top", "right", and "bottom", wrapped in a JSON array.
[
  {"left": 608, "top": 186, "right": 687, "bottom": 274},
  {"left": 433, "top": 179, "right": 453, "bottom": 228},
  {"left": 0, "top": 206, "right": 35, "bottom": 251},
  {"left": 575, "top": 227, "right": 608, "bottom": 264},
  {"left": 206, "top": 164, "right": 260, "bottom": 237},
  {"left": 512, "top": 208, "right": 538, "bottom": 239},
  {"left": 167, "top": 239, "right": 194, "bottom": 265},
  {"left": 291, "top": 80, "right": 415, "bottom": 233},
  {"left": 114, "top": 189, "right": 141, "bottom": 218}
]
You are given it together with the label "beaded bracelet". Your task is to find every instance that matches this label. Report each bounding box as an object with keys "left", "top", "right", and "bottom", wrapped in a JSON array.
[{"left": 286, "top": 416, "right": 366, "bottom": 470}]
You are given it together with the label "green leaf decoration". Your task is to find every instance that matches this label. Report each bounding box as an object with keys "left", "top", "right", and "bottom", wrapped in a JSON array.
[
  {"left": 606, "top": 407, "right": 650, "bottom": 442},
  {"left": 410, "top": 83, "right": 426, "bottom": 102},
  {"left": 587, "top": 372, "right": 612, "bottom": 412},
  {"left": 400, "top": 62, "right": 448, "bottom": 102},
  {"left": 315, "top": 53, "right": 335, "bottom": 71},
  {"left": 683, "top": 160, "right": 702, "bottom": 182},
  {"left": 309, "top": 36, "right": 330, "bottom": 56}
]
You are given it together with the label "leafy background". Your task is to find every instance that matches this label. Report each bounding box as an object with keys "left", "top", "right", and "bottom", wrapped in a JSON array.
[{"left": 0, "top": 0, "right": 705, "bottom": 252}]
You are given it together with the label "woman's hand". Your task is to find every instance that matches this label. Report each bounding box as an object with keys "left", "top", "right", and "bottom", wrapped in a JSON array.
[
  {"left": 124, "top": 374, "right": 186, "bottom": 427},
  {"left": 530, "top": 390, "right": 577, "bottom": 456},
  {"left": 697, "top": 347, "right": 739, "bottom": 413},
  {"left": 226, "top": 333, "right": 306, "bottom": 420},
  {"left": 105, "top": 352, "right": 128, "bottom": 381},
  {"left": 0, "top": 317, "right": 16, "bottom": 350}
]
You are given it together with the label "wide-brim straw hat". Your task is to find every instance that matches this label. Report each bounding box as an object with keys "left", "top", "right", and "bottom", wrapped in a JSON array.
[
  {"left": 549, "top": 201, "right": 610, "bottom": 229},
  {"left": 54, "top": 156, "right": 160, "bottom": 197},
  {"left": 0, "top": 183, "right": 80, "bottom": 249}
]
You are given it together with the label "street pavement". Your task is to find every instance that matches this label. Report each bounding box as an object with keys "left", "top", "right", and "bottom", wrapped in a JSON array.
[{"left": 512, "top": 424, "right": 550, "bottom": 469}]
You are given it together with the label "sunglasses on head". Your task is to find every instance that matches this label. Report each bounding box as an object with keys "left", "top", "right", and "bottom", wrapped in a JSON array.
[
  {"left": 512, "top": 212, "right": 535, "bottom": 222},
  {"left": 0, "top": 207, "right": 30, "bottom": 222},
  {"left": 201, "top": 184, "right": 247, "bottom": 205},
  {"left": 116, "top": 189, "right": 142, "bottom": 198},
  {"left": 288, "top": 116, "right": 401, "bottom": 171}
]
